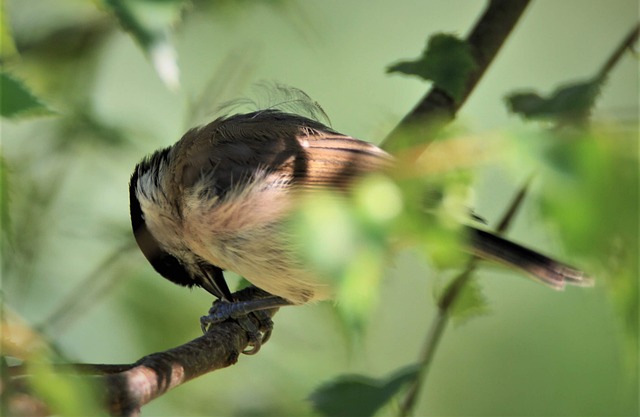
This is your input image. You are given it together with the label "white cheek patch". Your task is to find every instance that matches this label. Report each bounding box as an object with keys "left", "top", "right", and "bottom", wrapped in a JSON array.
[
  {"left": 135, "top": 164, "right": 189, "bottom": 255},
  {"left": 136, "top": 192, "right": 184, "bottom": 251}
]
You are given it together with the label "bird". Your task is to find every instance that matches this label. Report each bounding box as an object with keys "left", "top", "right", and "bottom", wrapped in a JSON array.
[{"left": 129, "top": 109, "right": 592, "bottom": 346}]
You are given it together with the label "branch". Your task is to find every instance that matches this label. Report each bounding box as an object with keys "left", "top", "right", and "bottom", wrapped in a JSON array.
[
  {"left": 390, "top": 10, "right": 536, "bottom": 410},
  {"left": 103, "top": 318, "right": 254, "bottom": 416},
  {"left": 596, "top": 23, "right": 639, "bottom": 81},
  {"left": 381, "top": 0, "right": 531, "bottom": 155},
  {"left": 7, "top": 287, "right": 276, "bottom": 417}
]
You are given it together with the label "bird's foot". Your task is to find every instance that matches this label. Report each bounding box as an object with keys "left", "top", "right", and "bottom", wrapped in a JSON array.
[{"left": 200, "top": 296, "right": 287, "bottom": 354}]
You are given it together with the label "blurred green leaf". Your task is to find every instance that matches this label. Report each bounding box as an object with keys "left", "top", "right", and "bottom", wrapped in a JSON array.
[
  {"left": 449, "top": 276, "right": 489, "bottom": 324},
  {"left": 0, "top": 156, "right": 11, "bottom": 242},
  {"left": 387, "top": 33, "right": 477, "bottom": 102},
  {"left": 538, "top": 129, "right": 636, "bottom": 259},
  {"left": 506, "top": 78, "right": 602, "bottom": 126},
  {"left": 0, "top": 72, "right": 53, "bottom": 118},
  {"left": 291, "top": 170, "right": 473, "bottom": 338},
  {"left": 0, "top": 0, "right": 17, "bottom": 59},
  {"left": 290, "top": 191, "right": 360, "bottom": 279},
  {"left": 1, "top": 161, "right": 64, "bottom": 301},
  {"left": 394, "top": 171, "right": 470, "bottom": 270},
  {"left": 290, "top": 184, "right": 393, "bottom": 337},
  {"left": 102, "top": 0, "right": 185, "bottom": 89},
  {"left": 528, "top": 127, "right": 638, "bottom": 371},
  {"left": 8, "top": 17, "right": 110, "bottom": 108},
  {"left": 28, "top": 354, "right": 105, "bottom": 416},
  {"left": 335, "top": 246, "right": 385, "bottom": 335},
  {"left": 310, "top": 365, "right": 419, "bottom": 417},
  {"left": 353, "top": 174, "right": 404, "bottom": 226}
]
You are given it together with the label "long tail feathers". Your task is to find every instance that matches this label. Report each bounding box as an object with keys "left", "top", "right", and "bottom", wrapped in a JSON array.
[{"left": 467, "top": 227, "right": 594, "bottom": 290}]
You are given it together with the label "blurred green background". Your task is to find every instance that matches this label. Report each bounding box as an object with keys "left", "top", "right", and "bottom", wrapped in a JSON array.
[{"left": 1, "top": 0, "right": 638, "bottom": 416}]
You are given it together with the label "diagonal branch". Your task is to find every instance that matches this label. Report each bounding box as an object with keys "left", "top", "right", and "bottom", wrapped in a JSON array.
[
  {"left": 7, "top": 287, "right": 276, "bottom": 417},
  {"left": 382, "top": 0, "right": 531, "bottom": 154},
  {"left": 596, "top": 23, "right": 639, "bottom": 81},
  {"left": 104, "top": 318, "right": 253, "bottom": 416}
]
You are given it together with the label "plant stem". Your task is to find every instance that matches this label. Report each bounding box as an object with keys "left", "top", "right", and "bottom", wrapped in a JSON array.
[
  {"left": 596, "top": 23, "right": 639, "bottom": 81},
  {"left": 398, "top": 259, "right": 477, "bottom": 417},
  {"left": 397, "top": 179, "right": 531, "bottom": 417}
]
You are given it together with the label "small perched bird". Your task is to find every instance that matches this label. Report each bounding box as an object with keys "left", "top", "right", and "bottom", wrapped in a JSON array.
[{"left": 129, "top": 109, "right": 591, "bottom": 337}]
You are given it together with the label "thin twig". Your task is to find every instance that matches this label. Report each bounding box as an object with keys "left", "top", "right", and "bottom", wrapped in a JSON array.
[
  {"left": 596, "top": 23, "right": 639, "bottom": 81},
  {"left": 397, "top": 179, "right": 533, "bottom": 417},
  {"left": 397, "top": 260, "right": 477, "bottom": 417},
  {"left": 496, "top": 174, "right": 534, "bottom": 233},
  {"left": 6, "top": 363, "right": 135, "bottom": 378},
  {"left": 37, "top": 241, "right": 135, "bottom": 335}
]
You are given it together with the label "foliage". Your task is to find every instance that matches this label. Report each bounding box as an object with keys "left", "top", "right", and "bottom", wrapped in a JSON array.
[
  {"left": 291, "top": 168, "right": 472, "bottom": 339},
  {"left": 0, "top": 0, "right": 17, "bottom": 59},
  {"left": 536, "top": 127, "right": 639, "bottom": 369},
  {"left": 387, "top": 33, "right": 477, "bottom": 102},
  {"left": 0, "top": 1, "right": 637, "bottom": 416},
  {"left": 506, "top": 78, "right": 602, "bottom": 126},
  {"left": 27, "top": 357, "right": 105, "bottom": 417},
  {"left": 0, "top": 72, "right": 53, "bottom": 118},
  {"left": 309, "top": 365, "right": 418, "bottom": 417}
]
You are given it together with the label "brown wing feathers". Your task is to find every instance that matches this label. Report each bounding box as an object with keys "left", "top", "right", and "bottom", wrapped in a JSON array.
[{"left": 297, "top": 134, "right": 392, "bottom": 190}]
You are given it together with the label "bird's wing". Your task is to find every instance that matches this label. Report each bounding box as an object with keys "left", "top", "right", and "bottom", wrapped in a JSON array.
[{"left": 293, "top": 131, "right": 392, "bottom": 190}]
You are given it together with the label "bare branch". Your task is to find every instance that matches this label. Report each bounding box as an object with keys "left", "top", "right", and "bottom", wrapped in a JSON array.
[
  {"left": 103, "top": 319, "right": 251, "bottom": 416},
  {"left": 596, "top": 23, "right": 639, "bottom": 81},
  {"left": 7, "top": 287, "right": 276, "bottom": 417}
]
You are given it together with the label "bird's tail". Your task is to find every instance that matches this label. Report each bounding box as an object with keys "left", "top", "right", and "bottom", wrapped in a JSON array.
[{"left": 467, "top": 226, "right": 594, "bottom": 290}]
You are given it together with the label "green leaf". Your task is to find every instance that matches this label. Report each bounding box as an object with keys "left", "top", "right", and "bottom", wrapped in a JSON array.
[
  {"left": 309, "top": 365, "right": 419, "bottom": 417},
  {"left": 394, "top": 170, "right": 471, "bottom": 270},
  {"left": 335, "top": 246, "right": 385, "bottom": 336},
  {"left": 290, "top": 184, "right": 392, "bottom": 338},
  {"left": 505, "top": 77, "right": 602, "bottom": 126},
  {"left": 0, "top": 0, "right": 17, "bottom": 59},
  {"left": 102, "top": 0, "right": 185, "bottom": 90},
  {"left": 0, "top": 156, "right": 11, "bottom": 242},
  {"left": 387, "top": 33, "right": 477, "bottom": 101},
  {"left": 289, "top": 191, "right": 360, "bottom": 278},
  {"left": 333, "top": 175, "right": 403, "bottom": 335},
  {"left": 0, "top": 72, "right": 53, "bottom": 118},
  {"left": 449, "top": 277, "right": 490, "bottom": 324}
]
